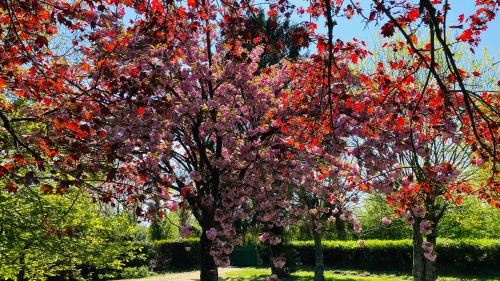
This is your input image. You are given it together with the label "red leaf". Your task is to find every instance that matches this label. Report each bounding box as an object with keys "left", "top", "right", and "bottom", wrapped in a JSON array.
[
  {"left": 458, "top": 14, "right": 464, "bottom": 24},
  {"left": 56, "top": 184, "right": 68, "bottom": 195},
  {"left": 187, "top": 0, "right": 196, "bottom": 8},
  {"left": 5, "top": 181, "right": 18, "bottom": 193},
  {"left": 459, "top": 29, "right": 473, "bottom": 41},
  {"left": 40, "top": 184, "right": 53, "bottom": 194},
  {"left": 350, "top": 53, "right": 359, "bottom": 64},
  {"left": 151, "top": 0, "right": 164, "bottom": 13},
  {"left": 64, "top": 122, "right": 79, "bottom": 131},
  {"left": 268, "top": 9, "right": 277, "bottom": 17},
  {"left": 137, "top": 107, "right": 146, "bottom": 116},
  {"left": 395, "top": 117, "right": 405, "bottom": 127},
  {"left": 407, "top": 8, "right": 420, "bottom": 22},
  {"left": 381, "top": 21, "right": 395, "bottom": 37},
  {"left": 98, "top": 130, "right": 107, "bottom": 138}
]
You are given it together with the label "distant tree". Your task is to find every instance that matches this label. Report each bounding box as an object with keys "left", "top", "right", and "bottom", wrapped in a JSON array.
[{"left": 357, "top": 194, "right": 412, "bottom": 240}]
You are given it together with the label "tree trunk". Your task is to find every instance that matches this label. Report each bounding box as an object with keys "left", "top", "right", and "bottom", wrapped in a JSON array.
[
  {"left": 412, "top": 218, "right": 425, "bottom": 281},
  {"left": 313, "top": 230, "right": 325, "bottom": 281},
  {"left": 425, "top": 228, "right": 437, "bottom": 281},
  {"left": 270, "top": 225, "right": 289, "bottom": 278},
  {"left": 200, "top": 226, "right": 218, "bottom": 281},
  {"left": 335, "top": 216, "right": 346, "bottom": 241}
]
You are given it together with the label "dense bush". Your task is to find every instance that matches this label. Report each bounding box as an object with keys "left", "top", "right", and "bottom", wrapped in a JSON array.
[
  {"left": 291, "top": 239, "right": 500, "bottom": 275},
  {"left": 151, "top": 239, "right": 201, "bottom": 271},
  {"left": 0, "top": 190, "right": 148, "bottom": 280},
  {"left": 151, "top": 239, "right": 499, "bottom": 275}
]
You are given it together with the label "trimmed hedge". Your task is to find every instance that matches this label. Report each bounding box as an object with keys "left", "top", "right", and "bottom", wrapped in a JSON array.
[
  {"left": 149, "top": 239, "right": 500, "bottom": 275},
  {"left": 291, "top": 239, "right": 500, "bottom": 274},
  {"left": 291, "top": 240, "right": 412, "bottom": 272},
  {"left": 151, "top": 239, "right": 200, "bottom": 271}
]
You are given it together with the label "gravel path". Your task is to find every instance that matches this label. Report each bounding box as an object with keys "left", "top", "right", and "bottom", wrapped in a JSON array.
[{"left": 119, "top": 267, "right": 243, "bottom": 281}]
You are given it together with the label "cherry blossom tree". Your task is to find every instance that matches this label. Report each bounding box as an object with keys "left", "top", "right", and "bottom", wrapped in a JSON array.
[{"left": 1, "top": 1, "right": 499, "bottom": 281}]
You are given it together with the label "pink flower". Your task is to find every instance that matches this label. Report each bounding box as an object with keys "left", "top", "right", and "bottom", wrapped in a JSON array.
[
  {"left": 353, "top": 222, "right": 361, "bottom": 233},
  {"left": 420, "top": 220, "right": 433, "bottom": 235},
  {"left": 272, "top": 257, "right": 286, "bottom": 269},
  {"left": 402, "top": 210, "right": 414, "bottom": 225},
  {"left": 424, "top": 251, "right": 437, "bottom": 262},
  {"left": 117, "top": 4, "right": 125, "bottom": 17},
  {"left": 206, "top": 228, "right": 217, "bottom": 240},
  {"left": 328, "top": 216, "right": 337, "bottom": 222},
  {"left": 270, "top": 236, "right": 282, "bottom": 245},
  {"left": 266, "top": 274, "right": 278, "bottom": 281},
  {"left": 165, "top": 201, "right": 178, "bottom": 212},
  {"left": 222, "top": 243, "right": 234, "bottom": 255},
  {"left": 412, "top": 205, "right": 426, "bottom": 218},
  {"left": 422, "top": 241, "right": 433, "bottom": 252},
  {"left": 259, "top": 233, "right": 270, "bottom": 242},
  {"left": 381, "top": 217, "right": 392, "bottom": 225},
  {"left": 210, "top": 247, "right": 221, "bottom": 257},
  {"left": 159, "top": 188, "right": 170, "bottom": 200},
  {"left": 215, "top": 257, "right": 230, "bottom": 267},
  {"left": 180, "top": 225, "right": 192, "bottom": 238},
  {"left": 422, "top": 242, "right": 436, "bottom": 262},
  {"left": 309, "top": 208, "right": 318, "bottom": 215}
]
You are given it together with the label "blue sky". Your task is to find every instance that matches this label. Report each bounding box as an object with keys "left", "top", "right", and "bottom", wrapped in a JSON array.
[
  {"left": 289, "top": 0, "right": 499, "bottom": 57},
  {"left": 121, "top": 1, "right": 499, "bottom": 58}
]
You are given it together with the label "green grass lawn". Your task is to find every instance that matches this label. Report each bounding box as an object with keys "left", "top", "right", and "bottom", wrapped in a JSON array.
[{"left": 221, "top": 268, "right": 500, "bottom": 281}]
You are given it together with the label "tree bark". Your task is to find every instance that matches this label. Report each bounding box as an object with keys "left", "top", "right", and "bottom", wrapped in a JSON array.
[
  {"left": 313, "top": 230, "right": 325, "bottom": 281},
  {"left": 270, "top": 225, "right": 289, "bottom": 278},
  {"left": 335, "top": 216, "right": 346, "bottom": 241},
  {"left": 200, "top": 226, "right": 218, "bottom": 281},
  {"left": 412, "top": 218, "right": 425, "bottom": 281},
  {"left": 425, "top": 228, "right": 437, "bottom": 281}
]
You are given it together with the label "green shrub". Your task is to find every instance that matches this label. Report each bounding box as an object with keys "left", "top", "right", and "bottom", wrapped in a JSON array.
[
  {"left": 150, "top": 239, "right": 499, "bottom": 275},
  {"left": 152, "top": 239, "right": 200, "bottom": 271},
  {"left": 290, "top": 239, "right": 500, "bottom": 275},
  {"left": 118, "top": 266, "right": 152, "bottom": 279},
  {"left": 291, "top": 240, "right": 413, "bottom": 272}
]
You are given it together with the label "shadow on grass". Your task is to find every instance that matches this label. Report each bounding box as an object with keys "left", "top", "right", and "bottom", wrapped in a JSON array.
[{"left": 223, "top": 275, "right": 365, "bottom": 281}]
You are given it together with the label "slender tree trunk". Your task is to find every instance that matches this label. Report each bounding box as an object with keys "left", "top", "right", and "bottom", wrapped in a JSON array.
[
  {"left": 425, "top": 227, "right": 437, "bottom": 281},
  {"left": 335, "top": 216, "right": 346, "bottom": 241},
  {"left": 412, "top": 218, "right": 425, "bottom": 281},
  {"left": 200, "top": 226, "right": 218, "bottom": 281},
  {"left": 313, "top": 230, "right": 325, "bottom": 281}
]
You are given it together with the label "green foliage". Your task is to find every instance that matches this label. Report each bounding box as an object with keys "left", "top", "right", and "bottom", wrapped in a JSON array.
[
  {"left": 151, "top": 239, "right": 201, "bottom": 271},
  {"left": 0, "top": 188, "right": 146, "bottom": 280},
  {"left": 149, "top": 239, "right": 499, "bottom": 276},
  {"left": 290, "top": 239, "right": 499, "bottom": 275},
  {"left": 148, "top": 212, "right": 180, "bottom": 241},
  {"left": 117, "top": 266, "right": 152, "bottom": 279},
  {"left": 357, "top": 194, "right": 499, "bottom": 240},
  {"left": 438, "top": 197, "right": 500, "bottom": 239},
  {"left": 356, "top": 194, "right": 412, "bottom": 240}
]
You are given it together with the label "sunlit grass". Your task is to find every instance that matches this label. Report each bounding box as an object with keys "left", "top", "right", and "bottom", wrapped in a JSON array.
[
  {"left": 220, "top": 267, "right": 500, "bottom": 281},
  {"left": 221, "top": 268, "right": 405, "bottom": 281}
]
